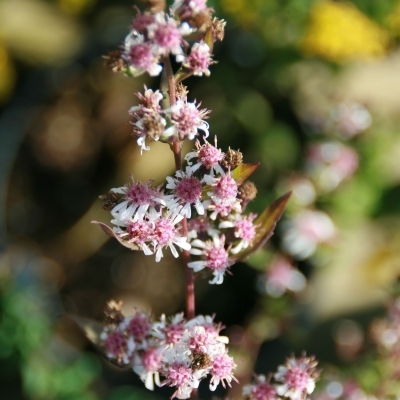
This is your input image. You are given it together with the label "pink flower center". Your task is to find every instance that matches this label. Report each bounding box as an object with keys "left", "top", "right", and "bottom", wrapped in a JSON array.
[
  {"left": 165, "top": 323, "right": 185, "bottom": 345},
  {"left": 131, "top": 14, "right": 154, "bottom": 33},
  {"left": 212, "top": 353, "right": 234, "bottom": 379},
  {"left": 187, "top": 46, "right": 211, "bottom": 73},
  {"left": 125, "top": 220, "right": 151, "bottom": 244},
  {"left": 175, "top": 176, "right": 202, "bottom": 204},
  {"left": 167, "top": 362, "right": 192, "bottom": 386},
  {"left": 205, "top": 245, "right": 229, "bottom": 271},
  {"left": 104, "top": 331, "right": 127, "bottom": 357},
  {"left": 198, "top": 144, "right": 223, "bottom": 168},
  {"left": 214, "top": 175, "right": 238, "bottom": 200},
  {"left": 285, "top": 366, "right": 309, "bottom": 392},
  {"left": 251, "top": 382, "right": 277, "bottom": 400},
  {"left": 153, "top": 218, "right": 176, "bottom": 246},
  {"left": 129, "top": 43, "right": 154, "bottom": 69},
  {"left": 127, "top": 314, "right": 151, "bottom": 340},
  {"left": 125, "top": 181, "right": 153, "bottom": 205},
  {"left": 235, "top": 217, "right": 256, "bottom": 241},
  {"left": 189, "top": 331, "right": 211, "bottom": 353},
  {"left": 173, "top": 104, "right": 201, "bottom": 138},
  {"left": 142, "top": 348, "right": 163, "bottom": 371},
  {"left": 154, "top": 24, "right": 181, "bottom": 50}
]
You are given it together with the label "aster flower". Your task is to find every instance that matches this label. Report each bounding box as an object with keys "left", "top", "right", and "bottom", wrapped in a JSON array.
[
  {"left": 185, "top": 137, "right": 225, "bottom": 176},
  {"left": 133, "top": 348, "right": 163, "bottom": 391},
  {"left": 165, "top": 167, "right": 206, "bottom": 218},
  {"left": 274, "top": 355, "right": 319, "bottom": 400},
  {"left": 152, "top": 313, "right": 187, "bottom": 347},
  {"left": 129, "top": 87, "right": 167, "bottom": 153},
  {"left": 188, "top": 235, "right": 234, "bottom": 284},
  {"left": 113, "top": 217, "right": 154, "bottom": 255},
  {"left": 161, "top": 351, "right": 202, "bottom": 400},
  {"left": 219, "top": 213, "right": 258, "bottom": 254},
  {"left": 121, "top": 310, "right": 152, "bottom": 347},
  {"left": 183, "top": 41, "right": 214, "bottom": 76},
  {"left": 110, "top": 176, "right": 165, "bottom": 222},
  {"left": 99, "top": 327, "right": 135, "bottom": 365},
  {"left": 205, "top": 171, "right": 238, "bottom": 209},
  {"left": 124, "top": 32, "right": 163, "bottom": 77},
  {"left": 164, "top": 96, "right": 210, "bottom": 140},
  {"left": 243, "top": 374, "right": 277, "bottom": 400},
  {"left": 147, "top": 13, "right": 191, "bottom": 58},
  {"left": 209, "top": 351, "right": 237, "bottom": 391},
  {"left": 151, "top": 211, "right": 191, "bottom": 262}
]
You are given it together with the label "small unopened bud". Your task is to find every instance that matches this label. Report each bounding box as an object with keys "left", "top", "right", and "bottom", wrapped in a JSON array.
[
  {"left": 238, "top": 181, "right": 258, "bottom": 209},
  {"left": 211, "top": 17, "right": 226, "bottom": 42},
  {"left": 221, "top": 147, "right": 243, "bottom": 171},
  {"left": 175, "top": 83, "right": 189, "bottom": 100},
  {"left": 189, "top": 10, "right": 212, "bottom": 31},
  {"left": 104, "top": 300, "right": 124, "bottom": 326},
  {"left": 100, "top": 191, "right": 123, "bottom": 211},
  {"left": 103, "top": 50, "right": 127, "bottom": 73},
  {"left": 142, "top": 0, "right": 166, "bottom": 13}
]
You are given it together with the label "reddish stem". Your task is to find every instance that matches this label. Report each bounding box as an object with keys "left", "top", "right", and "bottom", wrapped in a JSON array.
[{"left": 164, "top": 56, "right": 196, "bottom": 320}]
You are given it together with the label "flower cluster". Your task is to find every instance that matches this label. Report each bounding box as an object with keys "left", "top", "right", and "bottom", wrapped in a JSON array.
[
  {"left": 105, "top": 0, "right": 225, "bottom": 79},
  {"left": 243, "top": 355, "right": 319, "bottom": 400},
  {"left": 129, "top": 85, "right": 210, "bottom": 152},
  {"left": 99, "top": 301, "right": 236, "bottom": 399},
  {"left": 100, "top": 138, "right": 259, "bottom": 284}
]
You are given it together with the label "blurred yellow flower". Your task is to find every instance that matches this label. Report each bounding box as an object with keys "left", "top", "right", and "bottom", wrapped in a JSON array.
[
  {"left": 301, "top": 1, "right": 389, "bottom": 62},
  {"left": 57, "top": 0, "right": 95, "bottom": 15},
  {"left": 0, "top": 45, "right": 15, "bottom": 102},
  {"left": 387, "top": 2, "right": 400, "bottom": 35},
  {"left": 219, "top": 0, "right": 261, "bottom": 26}
]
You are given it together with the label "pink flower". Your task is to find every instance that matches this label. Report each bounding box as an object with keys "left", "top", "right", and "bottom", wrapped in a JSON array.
[
  {"left": 165, "top": 97, "right": 210, "bottom": 141},
  {"left": 189, "top": 235, "right": 234, "bottom": 284},
  {"left": 147, "top": 13, "right": 191, "bottom": 58},
  {"left": 184, "top": 42, "right": 213, "bottom": 76},
  {"left": 165, "top": 168, "right": 205, "bottom": 218},
  {"left": 124, "top": 33, "right": 163, "bottom": 77},
  {"left": 243, "top": 375, "right": 277, "bottom": 400},
  {"left": 185, "top": 137, "right": 225, "bottom": 176},
  {"left": 219, "top": 213, "right": 258, "bottom": 254},
  {"left": 209, "top": 352, "right": 237, "bottom": 390},
  {"left": 274, "top": 355, "right": 319, "bottom": 400},
  {"left": 151, "top": 212, "right": 191, "bottom": 262},
  {"left": 110, "top": 177, "right": 165, "bottom": 222}
]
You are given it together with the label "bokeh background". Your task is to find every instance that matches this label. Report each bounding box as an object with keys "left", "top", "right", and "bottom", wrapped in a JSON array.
[{"left": 2, "top": 0, "right": 400, "bottom": 398}]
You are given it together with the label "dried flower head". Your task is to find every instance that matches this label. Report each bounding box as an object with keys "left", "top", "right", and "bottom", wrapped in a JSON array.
[
  {"left": 238, "top": 181, "right": 258, "bottom": 209},
  {"left": 103, "top": 50, "right": 127, "bottom": 73},
  {"left": 221, "top": 148, "right": 243, "bottom": 171},
  {"left": 100, "top": 190, "right": 123, "bottom": 211},
  {"left": 211, "top": 17, "right": 226, "bottom": 42},
  {"left": 104, "top": 300, "right": 124, "bottom": 326}
]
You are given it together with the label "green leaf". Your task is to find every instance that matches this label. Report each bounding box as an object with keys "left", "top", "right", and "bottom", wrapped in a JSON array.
[
  {"left": 235, "top": 191, "right": 292, "bottom": 261},
  {"left": 204, "top": 26, "right": 214, "bottom": 53},
  {"left": 231, "top": 162, "right": 260, "bottom": 185},
  {"left": 91, "top": 221, "right": 140, "bottom": 251}
]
